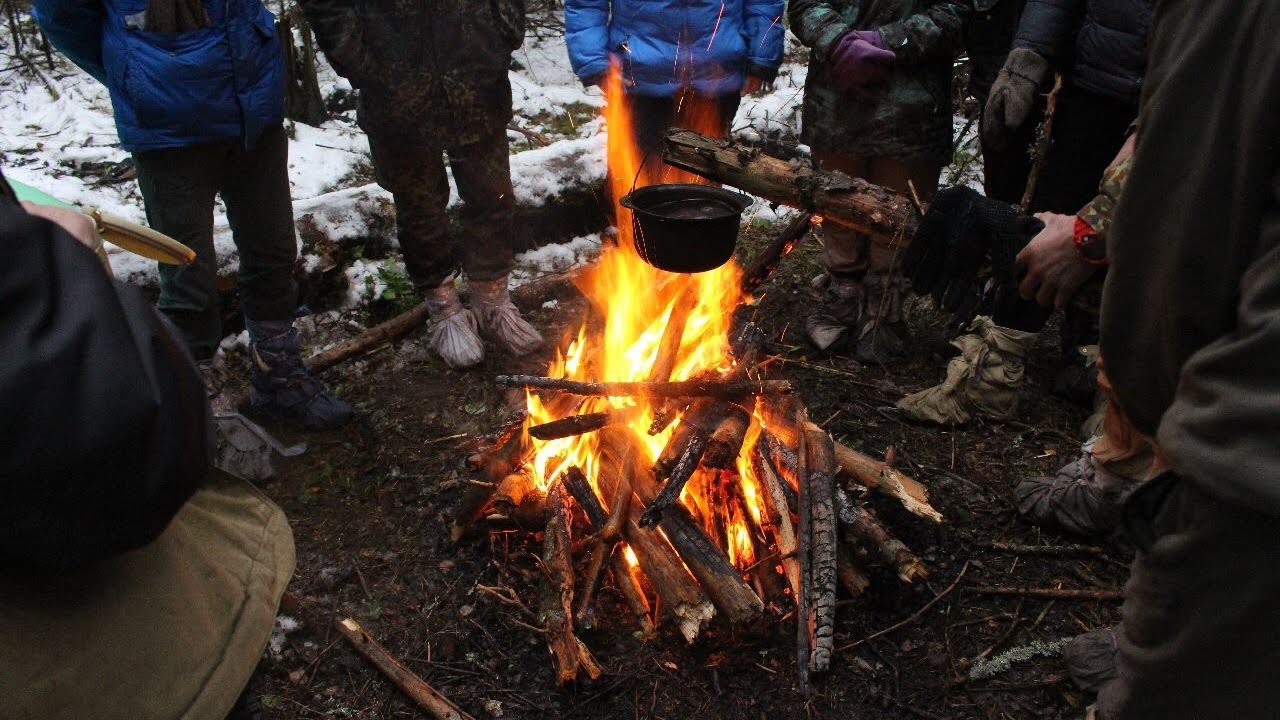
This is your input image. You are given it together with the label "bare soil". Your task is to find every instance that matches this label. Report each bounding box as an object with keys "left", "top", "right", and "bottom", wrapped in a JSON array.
[{"left": 253, "top": 227, "right": 1124, "bottom": 720}]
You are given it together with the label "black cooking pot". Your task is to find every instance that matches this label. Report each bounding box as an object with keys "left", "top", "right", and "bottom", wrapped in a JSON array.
[{"left": 619, "top": 183, "right": 753, "bottom": 273}]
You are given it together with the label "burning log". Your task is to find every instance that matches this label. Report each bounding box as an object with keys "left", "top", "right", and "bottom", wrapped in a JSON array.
[
  {"left": 647, "top": 284, "right": 698, "bottom": 383},
  {"left": 528, "top": 412, "right": 613, "bottom": 441},
  {"left": 702, "top": 406, "right": 752, "bottom": 470},
  {"left": 662, "top": 129, "right": 918, "bottom": 245},
  {"left": 538, "top": 481, "right": 603, "bottom": 684},
  {"left": 839, "top": 500, "right": 928, "bottom": 584},
  {"left": 629, "top": 455, "right": 765, "bottom": 626},
  {"left": 452, "top": 424, "right": 530, "bottom": 542},
  {"left": 594, "top": 428, "right": 715, "bottom": 642},
  {"left": 751, "top": 445, "right": 801, "bottom": 598},
  {"left": 793, "top": 411, "right": 813, "bottom": 697},
  {"left": 834, "top": 443, "right": 942, "bottom": 523},
  {"left": 611, "top": 552, "right": 656, "bottom": 638},
  {"left": 740, "top": 211, "right": 815, "bottom": 296},
  {"left": 641, "top": 403, "right": 725, "bottom": 527},
  {"left": 804, "top": 424, "right": 839, "bottom": 674},
  {"left": 496, "top": 375, "right": 792, "bottom": 399}
]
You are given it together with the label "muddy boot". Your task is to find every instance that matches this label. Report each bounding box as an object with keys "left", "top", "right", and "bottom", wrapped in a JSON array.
[
  {"left": 896, "top": 316, "right": 1035, "bottom": 425},
  {"left": 470, "top": 276, "right": 544, "bottom": 357},
  {"left": 1063, "top": 626, "right": 1120, "bottom": 694},
  {"left": 426, "top": 279, "right": 484, "bottom": 369},
  {"left": 1015, "top": 441, "right": 1139, "bottom": 539},
  {"left": 806, "top": 272, "right": 865, "bottom": 351},
  {"left": 852, "top": 271, "right": 908, "bottom": 364},
  {"left": 247, "top": 319, "right": 354, "bottom": 431}
]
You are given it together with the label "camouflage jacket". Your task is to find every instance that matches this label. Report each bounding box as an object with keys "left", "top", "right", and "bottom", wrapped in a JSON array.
[
  {"left": 789, "top": 0, "right": 969, "bottom": 164},
  {"left": 298, "top": 0, "right": 525, "bottom": 147},
  {"left": 1077, "top": 151, "right": 1131, "bottom": 243}
]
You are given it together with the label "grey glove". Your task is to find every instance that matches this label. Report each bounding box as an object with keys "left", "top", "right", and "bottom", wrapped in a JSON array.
[{"left": 982, "top": 47, "right": 1049, "bottom": 150}]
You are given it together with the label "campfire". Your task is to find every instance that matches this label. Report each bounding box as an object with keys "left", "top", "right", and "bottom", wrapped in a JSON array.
[{"left": 451, "top": 64, "right": 942, "bottom": 693}]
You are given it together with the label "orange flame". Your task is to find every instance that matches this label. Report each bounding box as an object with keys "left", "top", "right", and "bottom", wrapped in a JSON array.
[{"left": 525, "top": 60, "right": 768, "bottom": 574}]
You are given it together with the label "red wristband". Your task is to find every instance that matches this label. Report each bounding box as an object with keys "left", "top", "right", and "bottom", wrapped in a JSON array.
[{"left": 1073, "top": 216, "right": 1108, "bottom": 266}]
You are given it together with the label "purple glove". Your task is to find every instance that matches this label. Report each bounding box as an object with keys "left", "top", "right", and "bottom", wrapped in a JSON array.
[{"left": 827, "top": 30, "right": 896, "bottom": 95}]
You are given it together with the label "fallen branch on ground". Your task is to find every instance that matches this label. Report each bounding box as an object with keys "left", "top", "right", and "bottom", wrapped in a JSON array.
[{"left": 336, "top": 617, "right": 476, "bottom": 720}]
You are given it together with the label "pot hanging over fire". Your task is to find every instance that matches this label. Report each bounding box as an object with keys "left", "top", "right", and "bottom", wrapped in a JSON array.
[{"left": 620, "top": 183, "right": 753, "bottom": 273}]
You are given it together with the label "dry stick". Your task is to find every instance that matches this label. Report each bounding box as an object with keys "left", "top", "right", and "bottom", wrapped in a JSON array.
[
  {"left": 804, "top": 424, "right": 839, "bottom": 673},
  {"left": 507, "top": 121, "right": 552, "bottom": 147},
  {"left": 740, "top": 211, "right": 814, "bottom": 295},
  {"left": 833, "top": 442, "right": 942, "bottom": 523},
  {"left": 574, "top": 470, "right": 632, "bottom": 629},
  {"left": 1020, "top": 72, "right": 1065, "bottom": 213},
  {"left": 968, "top": 586, "right": 1123, "bottom": 601},
  {"left": 836, "top": 561, "right": 971, "bottom": 654},
  {"left": 841, "top": 503, "right": 928, "bottom": 584},
  {"left": 335, "top": 618, "right": 476, "bottom": 720},
  {"left": 595, "top": 428, "right": 714, "bottom": 643},
  {"left": 752, "top": 444, "right": 801, "bottom": 599},
  {"left": 561, "top": 467, "right": 654, "bottom": 637},
  {"left": 528, "top": 412, "right": 613, "bottom": 441},
  {"left": 793, "top": 408, "right": 813, "bottom": 697},
  {"left": 495, "top": 375, "right": 792, "bottom": 399},
  {"left": 989, "top": 542, "right": 1105, "bottom": 557},
  {"left": 647, "top": 284, "right": 698, "bottom": 383},
  {"left": 538, "top": 480, "right": 603, "bottom": 683},
  {"left": 652, "top": 399, "right": 711, "bottom": 478},
  {"left": 703, "top": 408, "right": 752, "bottom": 469},
  {"left": 307, "top": 303, "right": 428, "bottom": 373}
]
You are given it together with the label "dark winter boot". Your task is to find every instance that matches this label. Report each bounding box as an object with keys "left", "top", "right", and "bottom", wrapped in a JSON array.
[
  {"left": 1014, "top": 441, "right": 1139, "bottom": 539},
  {"left": 247, "top": 318, "right": 354, "bottom": 431},
  {"left": 1063, "top": 625, "right": 1119, "bottom": 694}
]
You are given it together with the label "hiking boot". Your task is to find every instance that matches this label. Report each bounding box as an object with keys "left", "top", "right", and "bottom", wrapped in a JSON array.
[
  {"left": 1063, "top": 626, "right": 1119, "bottom": 694},
  {"left": 247, "top": 318, "right": 354, "bottom": 431},
  {"left": 807, "top": 271, "right": 909, "bottom": 362},
  {"left": 426, "top": 279, "right": 484, "bottom": 369},
  {"left": 896, "top": 316, "right": 1035, "bottom": 425},
  {"left": 470, "top": 276, "right": 544, "bottom": 357},
  {"left": 1015, "top": 441, "right": 1138, "bottom": 539}
]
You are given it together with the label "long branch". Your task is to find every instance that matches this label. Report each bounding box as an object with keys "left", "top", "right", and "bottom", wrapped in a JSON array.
[{"left": 496, "top": 375, "right": 791, "bottom": 398}]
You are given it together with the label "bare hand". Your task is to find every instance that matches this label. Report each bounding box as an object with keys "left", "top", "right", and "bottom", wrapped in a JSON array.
[
  {"left": 21, "top": 201, "right": 100, "bottom": 251},
  {"left": 740, "top": 74, "right": 764, "bottom": 96},
  {"left": 1015, "top": 212, "right": 1098, "bottom": 310}
]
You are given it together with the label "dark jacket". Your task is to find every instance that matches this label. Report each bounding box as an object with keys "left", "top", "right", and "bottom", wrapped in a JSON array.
[
  {"left": 1014, "top": 0, "right": 1152, "bottom": 105},
  {"left": 964, "top": 0, "right": 1026, "bottom": 105},
  {"left": 790, "top": 0, "right": 969, "bottom": 164},
  {"left": 564, "top": 0, "right": 786, "bottom": 97},
  {"left": 32, "top": 0, "right": 284, "bottom": 152},
  {"left": 1101, "top": 0, "right": 1280, "bottom": 514},
  {"left": 299, "top": 0, "right": 525, "bottom": 148},
  {"left": 0, "top": 172, "right": 211, "bottom": 570}
]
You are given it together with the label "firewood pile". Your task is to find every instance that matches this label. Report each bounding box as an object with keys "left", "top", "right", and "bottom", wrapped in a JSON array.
[{"left": 449, "top": 223, "right": 943, "bottom": 692}]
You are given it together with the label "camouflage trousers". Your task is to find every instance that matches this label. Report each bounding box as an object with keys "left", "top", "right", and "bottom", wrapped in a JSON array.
[{"left": 368, "top": 127, "right": 516, "bottom": 289}]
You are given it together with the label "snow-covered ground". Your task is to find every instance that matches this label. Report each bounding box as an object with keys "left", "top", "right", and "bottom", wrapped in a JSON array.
[{"left": 1, "top": 23, "right": 812, "bottom": 301}]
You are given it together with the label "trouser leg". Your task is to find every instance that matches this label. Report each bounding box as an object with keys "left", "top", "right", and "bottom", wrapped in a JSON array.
[
  {"left": 219, "top": 124, "right": 299, "bottom": 324},
  {"left": 134, "top": 143, "right": 226, "bottom": 359},
  {"left": 812, "top": 151, "right": 872, "bottom": 278},
  {"left": 449, "top": 128, "right": 517, "bottom": 283},
  {"left": 979, "top": 103, "right": 1040, "bottom": 206},
  {"left": 1096, "top": 474, "right": 1280, "bottom": 719},
  {"left": 368, "top": 136, "right": 456, "bottom": 290}
]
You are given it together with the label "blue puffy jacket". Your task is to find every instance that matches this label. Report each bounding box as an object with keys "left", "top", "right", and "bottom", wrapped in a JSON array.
[
  {"left": 32, "top": 0, "right": 284, "bottom": 153},
  {"left": 565, "top": 0, "right": 785, "bottom": 97}
]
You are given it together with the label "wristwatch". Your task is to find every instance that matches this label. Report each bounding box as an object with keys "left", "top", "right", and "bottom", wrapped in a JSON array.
[{"left": 1073, "top": 216, "right": 1108, "bottom": 266}]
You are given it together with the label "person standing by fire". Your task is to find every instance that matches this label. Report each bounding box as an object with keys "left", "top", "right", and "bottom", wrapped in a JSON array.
[
  {"left": 563, "top": 0, "right": 786, "bottom": 182},
  {"left": 298, "top": 0, "right": 543, "bottom": 370},
  {"left": 789, "top": 0, "right": 969, "bottom": 363},
  {"left": 32, "top": 0, "right": 354, "bottom": 431}
]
